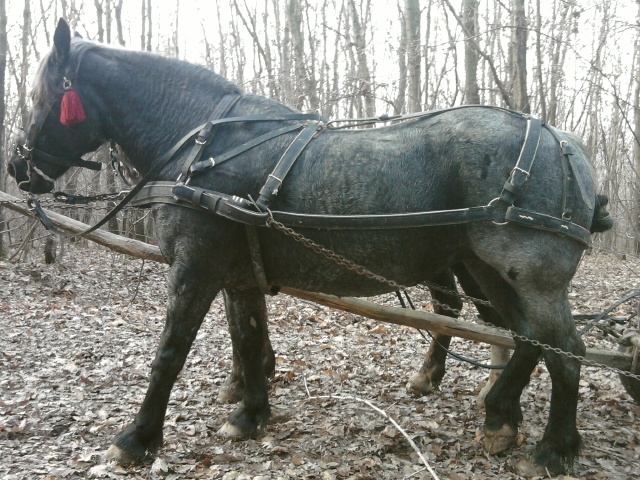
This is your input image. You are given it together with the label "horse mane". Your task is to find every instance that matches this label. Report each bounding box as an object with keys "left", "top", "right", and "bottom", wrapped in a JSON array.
[{"left": 32, "top": 36, "right": 242, "bottom": 108}]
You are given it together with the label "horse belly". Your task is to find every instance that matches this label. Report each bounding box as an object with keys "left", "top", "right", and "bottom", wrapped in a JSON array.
[{"left": 260, "top": 226, "right": 463, "bottom": 296}]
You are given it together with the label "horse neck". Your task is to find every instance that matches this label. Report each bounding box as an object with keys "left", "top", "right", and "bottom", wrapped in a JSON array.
[{"left": 79, "top": 47, "right": 288, "bottom": 177}]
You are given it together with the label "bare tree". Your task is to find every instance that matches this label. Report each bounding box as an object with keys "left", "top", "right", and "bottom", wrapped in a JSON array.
[
  {"left": 509, "top": 0, "right": 529, "bottom": 112},
  {"left": 462, "top": 0, "right": 480, "bottom": 104},
  {"left": 394, "top": 1, "right": 407, "bottom": 114},
  {"left": 0, "top": 0, "right": 6, "bottom": 257},
  {"left": 114, "top": 0, "right": 125, "bottom": 46},
  {"left": 347, "top": 0, "right": 375, "bottom": 117},
  {"left": 633, "top": 0, "right": 640, "bottom": 253},
  {"left": 405, "top": 0, "right": 421, "bottom": 112}
]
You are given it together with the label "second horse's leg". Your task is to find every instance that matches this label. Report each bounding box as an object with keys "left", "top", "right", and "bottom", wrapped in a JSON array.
[
  {"left": 217, "top": 289, "right": 275, "bottom": 404},
  {"left": 218, "top": 287, "right": 273, "bottom": 438},
  {"left": 407, "top": 269, "right": 462, "bottom": 396}
]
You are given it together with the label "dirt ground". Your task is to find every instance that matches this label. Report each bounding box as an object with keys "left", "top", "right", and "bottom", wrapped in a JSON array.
[{"left": 0, "top": 245, "right": 639, "bottom": 479}]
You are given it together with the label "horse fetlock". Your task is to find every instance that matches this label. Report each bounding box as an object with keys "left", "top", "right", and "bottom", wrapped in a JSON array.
[
  {"left": 219, "top": 404, "right": 271, "bottom": 439},
  {"left": 104, "top": 424, "right": 162, "bottom": 464},
  {"left": 217, "top": 377, "right": 244, "bottom": 404},
  {"left": 484, "top": 423, "right": 518, "bottom": 455},
  {"left": 532, "top": 429, "right": 581, "bottom": 475}
]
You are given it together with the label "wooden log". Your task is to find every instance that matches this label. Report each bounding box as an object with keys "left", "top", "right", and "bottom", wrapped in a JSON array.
[
  {"left": 0, "top": 190, "right": 167, "bottom": 264},
  {"left": 1, "top": 189, "right": 633, "bottom": 371}
]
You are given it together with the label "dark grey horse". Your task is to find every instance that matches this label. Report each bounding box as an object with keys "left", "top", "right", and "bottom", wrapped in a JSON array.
[{"left": 9, "top": 19, "right": 612, "bottom": 475}]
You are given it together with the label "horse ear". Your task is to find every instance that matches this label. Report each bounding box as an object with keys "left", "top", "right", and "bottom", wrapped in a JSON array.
[{"left": 53, "top": 18, "right": 71, "bottom": 64}]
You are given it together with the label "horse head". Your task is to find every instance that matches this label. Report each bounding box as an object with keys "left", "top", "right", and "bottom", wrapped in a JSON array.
[{"left": 8, "top": 18, "right": 104, "bottom": 193}]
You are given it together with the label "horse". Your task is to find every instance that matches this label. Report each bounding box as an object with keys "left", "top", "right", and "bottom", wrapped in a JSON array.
[{"left": 9, "top": 19, "right": 613, "bottom": 475}]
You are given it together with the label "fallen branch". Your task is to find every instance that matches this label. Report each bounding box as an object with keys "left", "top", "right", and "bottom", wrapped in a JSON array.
[{"left": 303, "top": 378, "right": 440, "bottom": 480}]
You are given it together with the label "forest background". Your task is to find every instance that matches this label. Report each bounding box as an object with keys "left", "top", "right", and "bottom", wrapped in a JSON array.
[{"left": 0, "top": 0, "right": 638, "bottom": 259}]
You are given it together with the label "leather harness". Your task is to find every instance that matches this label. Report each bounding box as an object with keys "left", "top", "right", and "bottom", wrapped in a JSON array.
[{"left": 28, "top": 94, "right": 594, "bottom": 293}]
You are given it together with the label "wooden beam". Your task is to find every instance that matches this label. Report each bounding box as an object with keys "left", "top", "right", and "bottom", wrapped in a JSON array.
[{"left": 0, "top": 190, "right": 167, "bottom": 264}]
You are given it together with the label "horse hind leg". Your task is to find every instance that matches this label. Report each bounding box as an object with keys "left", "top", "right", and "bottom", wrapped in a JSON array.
[
  {"left": 218, "top": 287, "right": 272, "bottom": 438},
  {"left": 464, "top": 257, "right": 583, "bottom": 474},
  {"left": 217, "top": 288, "right": 275, "bottom": 404},
  {"left": 407, "top": 269, "right": 462, "bottom": 396}
]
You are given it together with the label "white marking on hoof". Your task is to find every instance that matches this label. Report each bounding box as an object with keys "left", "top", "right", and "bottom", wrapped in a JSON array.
[
  {"left": 104, "top": 444, "right": 127, "bottom": 463},
  {"left": 218, "top": 422, "right": 244, "bottom": 438},
  {"left": 406, "top": 373, "right": 435, "bottom": 397},
  {"left": 515, "top": 458, "right": 548, "bottom": 478}
]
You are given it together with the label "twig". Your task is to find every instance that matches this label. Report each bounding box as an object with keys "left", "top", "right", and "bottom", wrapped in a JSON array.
[
  {"left": 9, "top": 220, "right": 38, "bottom": 262},
  {"left": 303, "top": 377, "right": 440, "bottom": 480},
  {"left": 130, "top": 259, "right": 146, "bottom": 303}
]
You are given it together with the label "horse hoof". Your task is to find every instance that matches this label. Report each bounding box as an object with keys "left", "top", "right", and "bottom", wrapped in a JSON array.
[
  {"left": 218, "top": 422, "right": 246, "bottom": 439},
  {"left": 406, "top": 373, "right": 436, "bottom": 396},
  {"left": 515, "top": 458, "right": 549, "bottom": 478},
  {"left": 104, "top": 444, "right": 142, "bottom": 465},
  {"left": 484, "top": 424, "right": 517, "bottom": 454}
]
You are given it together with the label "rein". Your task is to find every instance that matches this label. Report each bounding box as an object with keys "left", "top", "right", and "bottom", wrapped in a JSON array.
[{"left": 29, "top": 93, "right": 329, "bottom": 237}]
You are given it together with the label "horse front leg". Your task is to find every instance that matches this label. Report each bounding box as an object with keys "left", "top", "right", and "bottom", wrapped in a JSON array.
[
  {"left": 217, "top": 288, "right": 276, "bottom": 404},
  {"left": 218, "top": 287, "right": 272, "bottom": 438},
  {"left": 104, "top": 266, "right": 218, "bottom": 464}
]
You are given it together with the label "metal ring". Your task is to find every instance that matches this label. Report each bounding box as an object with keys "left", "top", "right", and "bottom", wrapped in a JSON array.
[{"left": 487, "top": 197, "right": 509, "bottom": 226}]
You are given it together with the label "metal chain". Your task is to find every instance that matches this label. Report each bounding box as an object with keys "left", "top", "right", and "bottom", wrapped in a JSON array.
[{"left": 266, "top": 215, "right": 640, "bottom": 383}]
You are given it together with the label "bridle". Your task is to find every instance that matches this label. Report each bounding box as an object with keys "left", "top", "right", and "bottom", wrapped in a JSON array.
[{"left": 15, "top": 85, "right": 103, "bottom": 192}]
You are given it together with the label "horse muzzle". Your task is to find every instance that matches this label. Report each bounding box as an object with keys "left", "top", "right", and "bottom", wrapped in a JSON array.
[{"left": 8, "top": 154, "right": 55, "bottom": 194}]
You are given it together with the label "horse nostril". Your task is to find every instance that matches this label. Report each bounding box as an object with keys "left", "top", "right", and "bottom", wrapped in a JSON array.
[{"left": 7, "top": 162, "right": 16, "bottom": 178}]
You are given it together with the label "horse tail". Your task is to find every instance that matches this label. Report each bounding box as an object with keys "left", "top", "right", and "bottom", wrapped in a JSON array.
[{"left": 590, "top": 194, "right": 613, "bottom": 233}]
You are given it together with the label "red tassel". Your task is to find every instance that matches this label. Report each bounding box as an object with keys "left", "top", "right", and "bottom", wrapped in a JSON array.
[{"left": 60, "top": 89, "right": 86, "bottom": 126}]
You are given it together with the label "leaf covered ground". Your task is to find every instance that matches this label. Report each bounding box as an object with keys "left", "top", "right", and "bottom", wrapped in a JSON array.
[{"left": 0, "top": 246, "right": 639, "bottom": 479}]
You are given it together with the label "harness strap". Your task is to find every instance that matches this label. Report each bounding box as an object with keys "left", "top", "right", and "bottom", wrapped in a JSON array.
[
  {"left": 505, "top": 207, "right": 591, "bottom": 246},
  {"left": 245, "top": 225, "right": 275, "bottom": 295},
  {"left": 499, "top": 116, "right": 541, "bottom": 205},
  {"left": 256, "top": 122, "right": 324, "bottom": 210},
  {"left": 158, "top": 184, "right": 593, "bottom": 246},
  {"left": 178, "top": 93, "right": 242, "bottom": 181},
  {"left": 189, "top": 123, "right": 304, "bottom": 177}
]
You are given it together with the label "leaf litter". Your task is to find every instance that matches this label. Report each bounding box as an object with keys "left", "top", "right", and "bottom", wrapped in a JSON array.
[{"left": 0, "top": 246, "right": 639, "bottom": 479}]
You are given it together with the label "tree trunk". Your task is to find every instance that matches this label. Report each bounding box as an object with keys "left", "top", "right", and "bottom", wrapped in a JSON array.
[
  {"left": 0, "top": 0, "right": 6, "bottom": 257},
  {"left": 535, "top": 0, "right": 546, "bottom": 122},
  {"left": 405, "top": 0, "right": 421, "bottom": 112},
  {"left": 115, "top": 0, "right": 125, "bottom": 46},
  {"left": 462, "top": 0, "right": 480, "bottom": 105},
  {"left": 347, "top": 0, "right": 375, "bottom": 117},
  {"left": 394, "top": 1, "right": 407, "bottom": 114},
  {"left": 94, "top": 0, "right": 104, "bottom": 42},
  {"left": 18, "top": 0, "right": 31, "bottom": 126},
  {"left": 510, "top": 0, "right": 529, "bottom": 112},
  {"left": 633, "top": 0, "right": 640, "bottom": 254}
]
